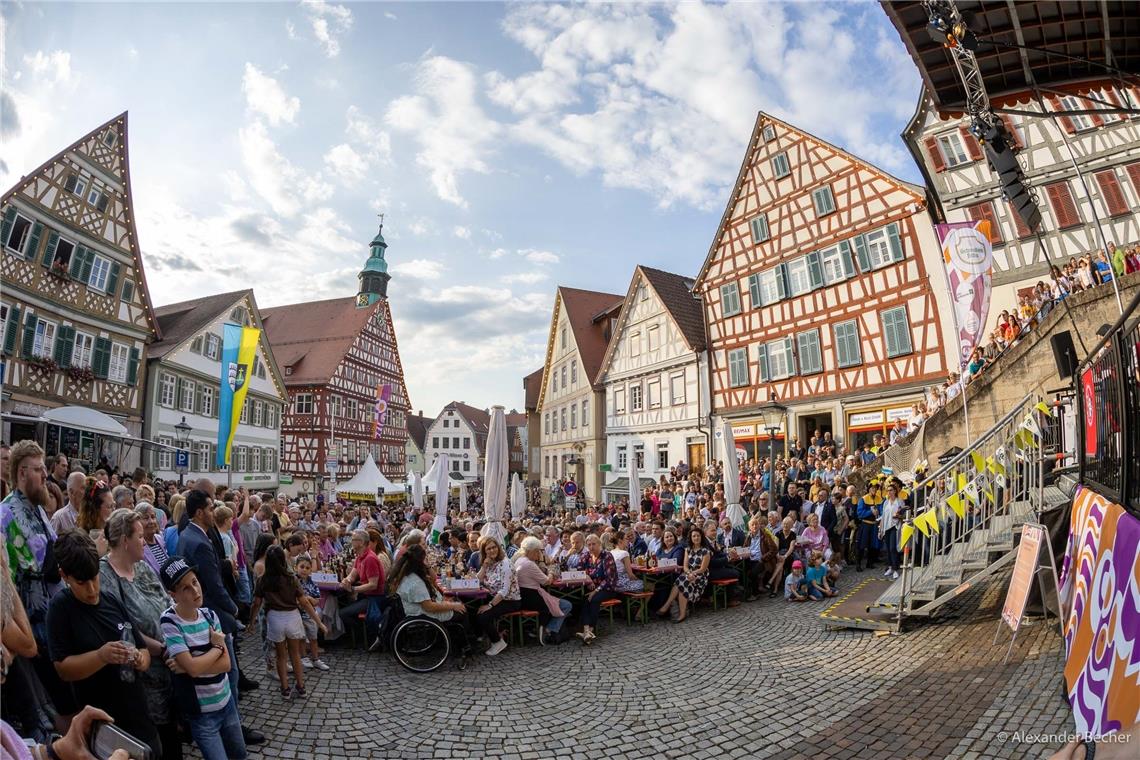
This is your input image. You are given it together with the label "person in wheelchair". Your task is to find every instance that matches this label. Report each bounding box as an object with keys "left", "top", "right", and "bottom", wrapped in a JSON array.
[{"left": 387, "top": 544, "right": 474, "bottom": 667}]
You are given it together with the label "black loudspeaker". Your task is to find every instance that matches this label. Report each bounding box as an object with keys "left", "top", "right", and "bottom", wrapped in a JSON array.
[{"left": 1050, "top": 331, "right": 1077, "bottom": 379}]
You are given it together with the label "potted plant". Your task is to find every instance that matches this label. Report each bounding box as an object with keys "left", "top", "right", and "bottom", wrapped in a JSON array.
[
  {"left": 67, "top": 365, "right": 95, "bottom": 383},
  {"left": 49, "top": 258, "right": 70, "bottom": 279},
  {"left": 26, "top": 355, "right": 59, "bottom": 373}
]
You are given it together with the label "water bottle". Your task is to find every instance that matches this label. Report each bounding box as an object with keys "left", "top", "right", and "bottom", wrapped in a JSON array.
[{"left": 118, "top": 623, "right": 135, "bottom": 683}]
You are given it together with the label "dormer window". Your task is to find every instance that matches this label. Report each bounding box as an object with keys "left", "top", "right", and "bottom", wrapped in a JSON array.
[{"left": 102, "top": 129, "right": 117, "bottom": 147}]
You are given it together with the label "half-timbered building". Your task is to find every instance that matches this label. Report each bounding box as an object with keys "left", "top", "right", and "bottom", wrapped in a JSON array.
[
  {"left": 903, "top": 81, "right": 1140, "bottom": 328},
  {"left": 694, "top": 113, "right": 956, "bottom": 453},
  {"left": 597, "top": 266, "right": 710, "bottom": 499},
  {"left": 144, "top": 290, "right": 287, "bottom": 489},
  {"left": 1, "top": 113, "right": 158, "bottom": 468},
  {"left": 261, "top": 224, "right": 410, "bottom": 498},
  {"left": 536, "top": 287, "right": 624, "bottom": 504}
]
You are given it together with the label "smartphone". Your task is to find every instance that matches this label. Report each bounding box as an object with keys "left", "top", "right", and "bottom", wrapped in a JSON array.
[{"left": 89, "top": 722, "right": 152, "bottom": 760}]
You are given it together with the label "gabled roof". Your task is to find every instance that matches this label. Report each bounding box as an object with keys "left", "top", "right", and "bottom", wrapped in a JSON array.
[
  {"left": 406, "top": 412, "right": 432, "bottom": 452},
  {"left": 260, "top": 296, "right": 380, "bottom": 386},
  {"left": 2, "top": 111, "right": 160, "bottom": 339},
  {"left": 150, "top": 290, "right": 249, "bottom": 360},
  {"left": 504, "top": 410, "right": 527, "bottom": 427},
  {"left": 536, "top": 286, "right": 623, "bottom": 409},
  {"left": 693, "top": 111, "right": 925, "bottom": 290},
  {"left": 523, "top": 368, "right": 543, "bottom": 412},
  {"left": 596, "top": 265, "right": 707, "bottom": 384},
  {"left": 435, "top": 401, "right": 493, "bottom": 455}
]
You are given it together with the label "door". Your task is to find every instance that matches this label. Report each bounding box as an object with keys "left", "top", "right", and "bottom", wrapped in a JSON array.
[
  {"left": 798, "top": 414, "right": 834, "bottom": 450},
  {"left": 687, "top": 443, "right": 706, "bottom": 473}
]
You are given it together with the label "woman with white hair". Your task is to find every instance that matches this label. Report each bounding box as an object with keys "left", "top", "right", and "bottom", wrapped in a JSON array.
[{"left": 514, "top": 536, "right": 570, "bottom": 645}]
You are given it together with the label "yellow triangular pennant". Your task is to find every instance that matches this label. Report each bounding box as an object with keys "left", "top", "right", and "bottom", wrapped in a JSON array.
[
  {"left": 899, "top": 523, "right": 914, "bottom": 549},
  {"left": 947, "top": 492, "right": 966, "bottom": 518},
  {"left": 1035, "top": 401, "right": 1053, "bottom": 417},
  {"left": 914, "top": 511, "right": 932, "bottom": 537},
  {"left": 970, "top": 450, "right": 985, "bottom": 473},
  {"left": 957, "top": 473, "right": 969, "bottom": 492}
]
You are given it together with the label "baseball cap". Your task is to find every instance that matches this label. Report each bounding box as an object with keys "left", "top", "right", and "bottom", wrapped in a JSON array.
[
  {"left": 792, "top": 560, "right": 804, "bottom": 569},
  {"left": 159, "top": 556, "right": 197, "bottom": 592}
]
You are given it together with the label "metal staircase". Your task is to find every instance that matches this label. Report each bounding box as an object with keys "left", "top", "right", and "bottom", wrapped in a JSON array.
[{"left": 869, "top": 394, "right": 1068, "bottom": 625}]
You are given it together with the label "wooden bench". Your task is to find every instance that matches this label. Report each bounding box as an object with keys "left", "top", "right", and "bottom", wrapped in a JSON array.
[
  {"left": 709, "top": 578, "right": 737, "bottom": 611},
  {"left": 598, "top": 597, "right": 622, "bottom": 631},
  {"left": 496, "top": 609, "right": 541, "bottom": 646},
  {"left": 621, "top": 591, "right": 655, "bottom": 625}
]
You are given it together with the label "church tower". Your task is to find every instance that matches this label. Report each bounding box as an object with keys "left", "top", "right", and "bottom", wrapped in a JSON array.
[{"left": 357, "top": 222, "right": 391, "bottom": 308}]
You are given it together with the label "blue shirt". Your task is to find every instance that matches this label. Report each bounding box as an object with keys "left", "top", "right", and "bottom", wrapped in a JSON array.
[{"left": 748, "top": 533, "right": 764, "bottom": 560}]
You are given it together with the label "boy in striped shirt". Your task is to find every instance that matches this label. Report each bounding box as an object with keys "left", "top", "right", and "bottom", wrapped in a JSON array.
[{"left": 159, "top": 557, "right": 247, "bottom": 760}]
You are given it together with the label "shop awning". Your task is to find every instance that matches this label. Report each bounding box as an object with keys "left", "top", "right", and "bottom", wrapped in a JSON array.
[
  {"left": 41, "top": 406, "right": 129, "bottom": 437},
  {"left": 603, "top": 476, "right": 657, "bottom": 492}
]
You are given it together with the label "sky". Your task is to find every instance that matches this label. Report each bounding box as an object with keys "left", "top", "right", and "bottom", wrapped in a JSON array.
[{"left": 1, "top": 1, "right": 924, "bottom": 418}]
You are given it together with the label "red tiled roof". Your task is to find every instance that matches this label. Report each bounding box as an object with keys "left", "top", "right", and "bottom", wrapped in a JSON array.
[
  {"left": 559, "top": 286, "right": 624, "bottom": 385},
  {"left": 505, "top": 411, "right": 527, "bottom": 427},
  {"left": 523, "top": 367, "right": 543, "bottom": 412},
  {"left": 406, "top": 413, "right": 432, "bottom": 452},
  {"left": 260, "top": 296, "right": 377, "bottom": 386},
  {"left": 639, "top": 266, "right": 707, "bottom": 352},
  {"left": 150, "top": 290, "right": 249, "bottom": 360}
]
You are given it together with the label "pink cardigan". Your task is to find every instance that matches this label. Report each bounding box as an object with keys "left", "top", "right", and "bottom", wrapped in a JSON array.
[{"left": 514, "top": 557, "right": 565, "bottom": 618}]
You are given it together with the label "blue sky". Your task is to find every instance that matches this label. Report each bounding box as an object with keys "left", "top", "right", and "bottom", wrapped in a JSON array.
[{"left": 1, "top": 1, "right": 923, "bottom": 417}]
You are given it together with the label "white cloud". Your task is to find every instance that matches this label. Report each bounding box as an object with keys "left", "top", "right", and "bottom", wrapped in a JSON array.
[
  {"left": 322, "top": 143, "right": 366, "bottom": 183},
  {"left": 385, "top": 56, "right": 500, "bottom": 208},
  {"left": 127, "top": 46, "right": 139, "bottom": 61},
  {"left": 520, "top": 248, "right": 559, "bottom": 265},
  {"left": 238, "top": 121, "right": 332, "bottom": 216},
  {"left": 502, "top": 271, "right": 547, "bottom": 285},
  {"left": 241, "top": 63, "right": 300, "bottom": 126},
  {"left": 384, "top": 12, "right": 397, "bottom": 21},
  {"left": 453, "top": 226, "right": 471, "bottom": 240},
  {"left": 344, "top": 105, "right": 391, "bottom": 164},
  {"left": 22, "top": 51, "right": 72, "bottom": 86},
  {"left": 406, "top": 217, "right": 433, "bottom": 237},
  {"left": 285, "top": 19, "right": 297, "bottom": 40},
  {"left": 301, "top": 0, "right": 353, "bottom": 58},
  {"left": 486, "top": 248, "right": 507, "bottom": 259},
  {"left": 391, "top": 258, "right": 444, "bottom": 281}
]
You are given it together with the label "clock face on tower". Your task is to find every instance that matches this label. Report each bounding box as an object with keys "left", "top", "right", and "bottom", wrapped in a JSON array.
[{"left": 357, "top": 293, "right": 370, "bottom": 308}]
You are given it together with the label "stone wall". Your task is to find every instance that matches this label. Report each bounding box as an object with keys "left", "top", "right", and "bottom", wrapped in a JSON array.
[{"left": 922, "top": 271, "right": 1140, "bottom": 458}]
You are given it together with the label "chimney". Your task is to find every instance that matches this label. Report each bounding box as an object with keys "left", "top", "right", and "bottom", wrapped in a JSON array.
[{"left": 418, "top": 410, "right": 423, "bottom": 417}]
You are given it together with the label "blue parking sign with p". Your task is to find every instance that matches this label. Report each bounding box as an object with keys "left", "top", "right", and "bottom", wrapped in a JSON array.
[{"left": 175, "top": 450, "right": 190, "bottom": 469}]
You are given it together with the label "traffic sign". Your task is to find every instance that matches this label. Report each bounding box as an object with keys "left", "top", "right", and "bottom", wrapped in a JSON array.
[
  {"left": 326, "top": 457, "right": 339, "bottom": 474},
  {"left": 563, "top": 480, "right": 578, "bottom": 497},
  {"left": 174, "top": 449, "right": 189, "bottom": 473}
]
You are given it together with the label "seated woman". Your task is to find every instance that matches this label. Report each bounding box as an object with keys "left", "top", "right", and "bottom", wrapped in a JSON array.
[
  {"left": 800, "top": 513, "right": 831, "bottom": 560},
  {"left": 389, "top": 544, "right": 467, "bottom": 624},
  {"left": 656, "top": 528, "right": 684, "bottom": 564},
  {"left": 47, "top": 530, "right": 160, "bottom": 758},
  {"left": 474, "top": 536, "right": 521, "bottom": 657},
  {"left": 768, "top": 516, "right": 799, "bottom": 599},
  {"left": 656, "top": 527, "right": 711, "bottom": 623},
  {"left": 610, "top": 529, "right": 644, "bottom": 592},
  {"left": 575, "top": 535, "right": 619, "bottom": 645},
  {"left": 514, "top": 536, "right": 571, "bottom": 644}
]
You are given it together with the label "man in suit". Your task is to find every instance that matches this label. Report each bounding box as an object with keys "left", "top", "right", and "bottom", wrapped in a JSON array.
[
  {"left": 177, "top": 485, "right": 265, "bottom": 745},
  {"left": 717, "top": 517, "right": 746, "bottom": 549}
]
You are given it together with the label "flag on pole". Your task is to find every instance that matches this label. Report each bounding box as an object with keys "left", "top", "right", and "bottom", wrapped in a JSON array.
[
  {"left": 216, "top": 323, "right": 260, "bottom": 468},
  {"left": 936, "top": 220, "right": 994, "bottom": 368},
  {"left": 372, "top": 383, "right": 391, "bottom": 439}
]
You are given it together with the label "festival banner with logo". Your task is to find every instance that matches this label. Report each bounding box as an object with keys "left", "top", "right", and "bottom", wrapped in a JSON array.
[
  {"left": 216, "top": 323, "right": 261, "bottom": 467},
  {"left": 937, "top": 220, "right": 994, "bottom": 368},
  {"left": 372, "top": 383, "right": 391, "bottom": 439}
]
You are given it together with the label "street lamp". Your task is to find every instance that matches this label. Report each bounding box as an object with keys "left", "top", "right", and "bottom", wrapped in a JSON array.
[
  {"left": 757, "top": 391, "right": 787, "bottom": 514},
  {"left": 173, "top": 415, "right": 192, "bottom": 487}
]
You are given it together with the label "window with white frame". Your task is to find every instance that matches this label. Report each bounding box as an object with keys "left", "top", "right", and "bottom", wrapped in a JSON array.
[
  {"left": 647, "top": 325, "right": 659, "bottom": 352},
  {"left": 864, "top": 227, "right": 894, "bottom": 269},
  {"left": 201, "top": 385, "right": 215, "bottom": 417},
  {"left": 820, "top": 241, "right": 855, "bottom": 284},
  {"left": 570, "top": 361, "right": 577, "bottom": 385},
  {"left": 180, "top": 378, "right": 196, "bottom": 410},
  {"left": 1057, "top": 95, "right": 1093, "bottom": 131},
  {"left": 159, "top": 372, "right": 176, "bottom": 407},
  {"left": 65, "top": 173, "right": 88, "bottom": 200},
  {"left": 617, "top": 446, "right": 628, "bottom": 470},
  {"left": 670, "top": 372, "right": 686, "bottom": 405},
  {"left": 71, "top": 332, "right": 93, "bottom": 368},
  {"left": 766, "top": 337, "right": 796, "bottom": 379},
  {"left": 762, "top": 124, "right": 776, "bottom": 141},
  {"left": 560, "top": 327, "right": 567, "bottom": 349},
  {"left": 330, "top": 395, "right": 342, "bottom": 418},
  {"left": 0, "top": 304, "right": 7, "bottom": 341},
  {"left": 451, "top": 437, "right": 459, "bottom": 449},
  {"left": 936, "top": 132, "right": 970, "bottom": 167},
  {"left": 812, "top": 186, "right": 836, "bottom": 216},
  {"left": 3, "top": 213, "right": 35, "bottom": 256},
  {"left": 631, "top": 332, "right": 641, "bottom": 356},
  {"left": 630, "top": 383, "right": 643, "bottom": 411},
  {"left": 32, "top": 320, "right": 56, "bottom": 358},
  {"left": 615, "top": 387, "right": 626, "bottom": 414},
  {"left": 560, "top": 365, "right": 567, "bottom": 388},
  {"left": 647, "top": 378, "right": 661, "bottom": 408},
  {"left": 239, "top": 399, "right": 249, "bottom": 424},
  {"left": 250, "top": 448, "right": 262, "bottom": 473},
  {"left": 582, "top": 399, "right": 589, "bottom": 428},
  {"left": 728, "top": 347, "right": 749, "bottom": 387},
  {"left": 88, "top": 255, "right": 112, "bottom": 293},
  {"left": 720, "top": 282, "right": 742, "bottom": 316},
  {"left": 881, "top": 306, "right": 913, "bottom": 358},
  {"left": 544, "top": 413, "right": 550, "bottom": 435},
  {"left": 294, "top": 393, "right": 313, "bottom": 414},
  {"left": 750, "top": 214, "right": 770, "bottom": 243},
  {"left": 197, "top": 441, "right": 212, "bottom": 472},
  {"left": 771, "top": 152, "right": 791, "bottom": 178},
  {"left": 267, "top": 404, "right": 278, "bottom": 429},
  {"left": 204, "top": 334, "right": 220, "bottom": 360},
  {"left": 571, "top": 404, "right": 578, "bottom": 428},
  {"left": 235, "top": 447, "right": 248, "bottom": 472},
  {"left": 560, "top": 407, "right": 566, "bottom": 431},
  {"left": 785, "top": 257, "right": 812, "bottom": 296},
  {"left": 266, "top": 447, "right": 277, "bottom": 472},
  {"left": 797, "top": 330, "right": 823, "bottom": 374},
  {"left": 633, "top": 444, "right": 645, "bottom": 469},
  {"left": 253, "top": 400, "right": 263, "bottom": 426},
  {"left": 657, "top": 443, "right": 669, "bottom": 470},
  {"left": 157, "top": 437, "right": 173, "bottom": 470},
  {"left": 833, "top": 320, "right": 862, "bottom": 367},
  {"left": 346, "top": 398, "right": 358, "bottom": 419},
  {"left": 463, "top": 460, "right": 471, "bottom": 472},
  {"left": 758, "top": 268, "right": 785, "bottom": 305}
]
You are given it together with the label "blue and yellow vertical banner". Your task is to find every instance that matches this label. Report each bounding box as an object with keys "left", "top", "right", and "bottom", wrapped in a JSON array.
[{"left": 216, "top": 323, "right": 260, "bottom": 468}]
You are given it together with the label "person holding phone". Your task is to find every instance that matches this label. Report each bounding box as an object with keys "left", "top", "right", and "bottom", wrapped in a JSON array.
[{"left": 46, "top": 530, "right": 161, "bottom": 758}]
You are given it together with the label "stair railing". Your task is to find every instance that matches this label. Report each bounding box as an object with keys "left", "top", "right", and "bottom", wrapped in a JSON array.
[{"left": 891, "top": 393, "right": 1044, "bottom": 618}]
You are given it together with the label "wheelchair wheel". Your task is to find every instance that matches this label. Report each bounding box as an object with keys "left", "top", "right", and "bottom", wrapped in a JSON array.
[{"left": 392, "top": 617, "right": 450, "bottom": 673}]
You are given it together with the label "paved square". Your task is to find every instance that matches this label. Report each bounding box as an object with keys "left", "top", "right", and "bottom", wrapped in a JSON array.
[{"left": 217, "top": 576, "right": 1070, "bottom": 760}]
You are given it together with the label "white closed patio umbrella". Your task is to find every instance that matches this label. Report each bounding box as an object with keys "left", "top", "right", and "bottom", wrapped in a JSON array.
[
  {"left": 412, "top": 471, "right": 424, "bottom": 511},
  {"left": 481, "top": 406, "right": 508, "bottom": 544},
  {"left": 510, "top": 472, "right": 526, "bottom": 521},
  {"left": 722, "top": 419, "right": 746, "bottom": 530},
  {"left": 430, "top": 454, "right": 451, "bottom": 544},
  {"left": 458, "top": 481, "right": 469, "bottom": 513},
  {"left": 628, "top": 444, "right": 641, "bottom": 511}
]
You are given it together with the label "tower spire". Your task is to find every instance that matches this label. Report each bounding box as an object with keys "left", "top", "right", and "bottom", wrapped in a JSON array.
[{"left": 357, "top": 218, "right": 391, "bottom": 307}]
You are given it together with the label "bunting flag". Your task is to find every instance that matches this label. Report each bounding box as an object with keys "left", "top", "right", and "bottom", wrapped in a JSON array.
[
  {"left": 1035, "top": 401, "right": 1053, "bottom": 417},
  {"left": 957, "top": 473, "right": 969, "bottom": 492},
  {"left": 1023, "top": 413, "right": 1042, "bottom": 438},
  {"left": 372, "top": 383, "right": 391, "bottom": 439},
  {"left": 946, "top": 492, "right": 966, "bottom": 518},
  {"left": 994, "top": 446, "right": 1008, "bottom": 469},
  {"left": 970, "top": 450, "right": 985, "bottom": 474},
  {"left": 915, "top": 512, "right": 933, "bottom": 537},
  {"left": 965, "top": 480, "right": 981, "bottom": 504},
  {"left": 899, "top": 523, "right": 915, "bottom": 550},
  {"left": 216, "top": 323, "right": 260, "bottom": 467}
]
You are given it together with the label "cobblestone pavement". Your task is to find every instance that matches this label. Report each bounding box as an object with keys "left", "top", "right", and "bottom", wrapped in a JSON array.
[{"left": 207, "top": 575, "right": 1070, "bottom": 760}]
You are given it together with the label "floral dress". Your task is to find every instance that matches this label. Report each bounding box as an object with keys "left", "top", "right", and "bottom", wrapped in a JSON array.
[
  {"left": 675, "top": 546, "right": 710, "bottom": 601},
  {"left": 1, "top": 489, "right": 58, "bottom": 630}
]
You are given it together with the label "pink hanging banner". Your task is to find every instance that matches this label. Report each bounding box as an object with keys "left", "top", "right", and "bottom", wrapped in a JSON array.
[
  {"left": 937, "top": 220, "right": 994, "bottom": 368},
  {"left": 372, "top": 383, "right": 391, "bottom": 439}
]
